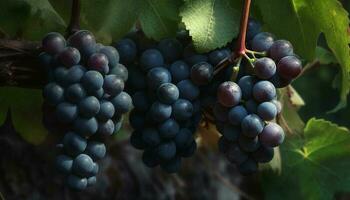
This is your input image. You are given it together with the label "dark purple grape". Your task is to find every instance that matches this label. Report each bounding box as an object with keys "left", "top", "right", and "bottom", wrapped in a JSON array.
[
  {"left": 269, "top": 40, "right": 294, "bottom": 61},
  {"left": 172, "top": 99, "right": 194, "bottom": 120},
  {"left": 65, "top": 83, "right": 86, "bottom": 103},
  {"left": 63, "top": 132, "right": 87, "bottom": 156},
  {"left": 72, "top": 154, "right": 94, "bottom": 177},
  {"left": 245, "top": 99, "right": 258, "bottom": 114},
  {"left": 222, "top": 124, "right": 240, "bottom": 141},
  {"left": 175, "top": 128, "right": 193, "bottom": 149},
  {"left": 87, "top": 176, "right": 97, "bottom": 187},
  {"left": 56, "top": 102, "right": 78, "bottom": 123},
  {"left": 103, "top": 75, "right": 124, "bottom": 96},
  {"left": 157, "top": 38, "right": 183, "bottom": 63},
  {"left": 238, "top": 158, "right": 258, "bottom": 175},
  {"left": 259, "top": 123, "right": 285, "bottom": 147},
  {"left": 158, "top": 118, "right": 179, "bottom": 139},
  {"left": 99, "top": 46, "right": 119, "bottom": 67},
  {"left": 252, "top": 81, "right": 276, "bottom": 102},
  {"left": 78, "top": 96, "right": 100, "bottom": 118},
  {"left": 65, "top": 65, "right": 86, "bottom": 84},
  {"left": 271, "top": 99, "right": 282, "bottom": 114},
  {"left": 208, "top": 48, "right": 231, "bottom": 66},
  {"left": 53, "top": 67, "right": 68, "bottom": 86},
  {"left": 85, "top": 141, "right": 106, "bottom": 161},
  {"left": 238, "top": 135, "right": 260, "bottom": 152},
  {"left": 185, "top": 54, "right": 208, "bottom": 67},
  {"left": 88, "top": 53, "right": 109, "bottom": 74},
  {"left": 190, "top": 62, "right": 214, "bottom": 86},
  {"left": 73, "top": 117, "right": 98, "bottom": 137},
  {"left": 114, "top": 38, "right": 137, "bottom": 64},
  {"left": 238, "top": 75, "right": 255, "bottom": 100},
  {"left": 257, "top": 102, "right": 277, "bottom": 121},
  {"left": 217, "top": 81, "right": 242, "bottom": 107},
  {"left": 142, "top": 128, "right": 161, "bottom": 147},
  {"left": 109, "top": 63, "right": 128, "bottom": 81},
  {"left": 169, "top": 60, "right": 190, "bottom": 83},
  {"left": 43, "top": 83, "right": 64, "bottom": 105},
  {"left": 228, "top": 105, "right": 248, "bottom": 125},
  {"left": 252, "top": 145, "right": 274, "bottom": 163},
  {"left": 251, "top": 32, "right": 274, "bottom": 52},
  {"left": 157, "top": 141, "right": 177, "bottom": 160},
  {"left": 67, "top": 175, "right": 87, "bottom": 191},
  {"left": 42, "top": 32, "right": 66, "bottom": 55},
  {"left": 68, "top": 30, "right": 96, "bottom": 58},
  {"left": 254, "top": 57, "right": 276, "bottom": 79},
  {"left": 97, "top": 119, "right": 115, "bottom": 136},
  {"left": 157, "top": 83, "right": 179, "bottom": 104},
  {"left": 81, "top": 71, "right": 104, "bottom": 92},
  {"left": 58, "top": 47, "right": 81, "bottom": 67},
  {"left": 241, "top": 114, "right": 264, "bottom": 138},
  {"left": 225, "top": 143, "right": 249, "bottom": 165},
  {"left": 55, "top": 154, "right": 73, "bottom": 174},
  {"left": 149, "top": 101, "right": 172, "bottom": 122},
  {"left": 97, "top": 101, "right": 115, "bottom": 121},
  {"left": 110, "top": 92, "right": 133, "bottom": 114},
  {"left": 177, "top": 79, "right": 200, "bottom": 101},
  {"left": 140, "top": 49, "right": 164, "bottom": 71},
  {"left": 269, "top": 74, "right": 292, "bottom": 88},
  {"left": 246, "top": 18, "right": 261, "bottom": 41},
  {"left": 277, "top": 56, "right": 302, "bottom": 80},
  {"left": 147, "top": 67, "right": 172, "bottom": 90},
  {"left": 132, "top": 91, "right": 150, "bottom": 112}
]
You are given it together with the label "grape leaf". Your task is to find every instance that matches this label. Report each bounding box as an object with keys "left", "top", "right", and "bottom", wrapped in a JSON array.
[
  {"left": 0, "top": 87, "right": 47, "bottom": 145},
  {"left": 261, "top": 118, "right": 350, "bottom": 200},
  {"left": 316, "top": 46, "right": 337, "bottom": 65},
  {"left": 139, "top": 0, "right": 182, "bottom": 41},
  {"left": 180, "top": 0, "right": 241, "bottom": 53},
  {"left": 0, "top": 0, "right": 66, "bottom": 40},
  {"left": 49, "top": 0, "right": 142, "bottom": 44},
  {"left": 255, "top": 0, "right": 350, "bottom": 111}
]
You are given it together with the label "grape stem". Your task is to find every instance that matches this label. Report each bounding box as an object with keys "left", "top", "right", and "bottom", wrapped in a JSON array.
[
  {"left": 234, "top": 0, "right": 251, "bottom": 58},
  {"left": 66, "top": 0, "right": 81, "bottom": 37}
]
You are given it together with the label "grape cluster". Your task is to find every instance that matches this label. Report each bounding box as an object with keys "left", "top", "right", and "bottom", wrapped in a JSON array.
[
  {"left": 215, "top": 19, "right": 302, "bottom": 175},
  {"left": 115, "top": 35, "right": 202, "bottom": 173},
  {"left": 40, "top": 31, "right": 132, "bottom": 190}
]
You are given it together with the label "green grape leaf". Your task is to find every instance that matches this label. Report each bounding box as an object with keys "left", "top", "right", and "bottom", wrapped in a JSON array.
[
  {"left": 255, "top": 0, "right": 350, "bottom": 111},
  {"left": 261, "top": 118, "right": 350, "bottom": 200},
  {"left": 316, "top": 46, "right": 337, "bottom": 65},
  {"left": 0, "top": 0, "right": 66, "bottom": 40},
  {"left": 180, "top": 0, "right": 241, "bottom": 53},
  {"left": 139, "top": 0, "right": 182, "bottom": 41},
  {"left": 49, "top": 0, "right": 142, "bottom": 44},
  {"left": 0, "top": 87, "right": 47, "bottom": 145}
]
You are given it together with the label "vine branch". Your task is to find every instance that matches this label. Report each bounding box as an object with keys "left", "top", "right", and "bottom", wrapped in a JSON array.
[{"left": 66, "top": 0, "right": 81, "bottom": 37}]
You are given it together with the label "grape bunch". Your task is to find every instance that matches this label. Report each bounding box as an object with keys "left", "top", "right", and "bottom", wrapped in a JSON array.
[
  {"left": 40, "top": 30, "right": 132, "bottom": 190},
  {"left": 215, "top": 19, "right": 302, "bottom": 175}
]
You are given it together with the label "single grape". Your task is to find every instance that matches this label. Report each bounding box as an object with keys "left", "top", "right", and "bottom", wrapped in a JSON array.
[
  {"left": 42, "top": 32, "right": 66, "bottom": 55},
  {"left": 185, "top": 54, "right": 208, "bottom": 67},
  {"left": 78, "top": 96, "right": 100, "bottom": 118},
  {"left": 67, "top": 175, "right": 87, "bottom": 191},
  {"left": 254, "top": 57, "right": 276, "bottom": 79},
  {"left": 85, "top": 141, "right": 106, "bottom": 161},
  {"left": 277, "top": 56, "right": 302, "bottom": 80},
  {"left": 271, "top": 99, "right": 282, "bottom": 114},
  {"left": 73, "top": 117, "right": 98, "bottom": 137},
  {"left": 103, "top": 75, "right": 124, "bottom": 96},
  {"left": 245, "top": 99, "right": 258, "bottom": 114},
  {"left": 221, "top": 124, "right": 241, "bottom": 141},
  {"left": 269, "top": 74, "right": 292, "bottom": 88},
  {"left": 269, "top": 40, "right": 294, "bottom": 61},
  {"left": 157, "top": 141, "right": 177, "bottom": 160},
  {"left": 259, "top": 123, "right": 285, "bottom": 147},
  {"left": 55, "top": 154, "right": 73, "bottom": 174},
  {"left": 109, "top": 63, "right": 128, "bottom": 81},
  {"left": 208, "top": 48, "right": 231, "bottom": 66},
  {"left": 90, "top": 162, "right": 99, "bottom": 176},
  {"left": 228, "top": 105, "right": 248, "bottom": 125},
  {"left": 43, "top": 83, "right": 64, "bottom": 105},
  {"left": 176, "top": 79, "right": 200, "bottom": 101},
  {"left": 99, "top": 46, "right": 119, "bottom": 68},
  {"left": 97, "top": 119, "right": 115, "bottom": 136},
  {"left": 68, "top": 30, "right": 96, "bottom": 58},
  {"left": 90, "top": 88, "right": 104, "bottom": 99},
  {"left": 96, "top": 101, "right": 115, "bottom": 121},
  {"left": 157, "top": 38, "right": 183, "bottom": 63},
  {"left": 149, "top": 101, "right": 172, "bottom": 122},
  {"left": 190, "top": 62, "right": 214, "bottom": 86},
  {"left": 81, "top": 71, "right": 104, "bottom": 92},
  {"left": 213, "top": 102, "right": 229, "bottom": 122},
  {"left": 110, "top": 92, "right": 133, "bottom": 114},
  {"left": 251, "top": 32, "right": 274, "bottom": 52},
  {"left": 63, "top": 132, "right": 87, "bottom": 156},
  {"left": 58, "top": 47, "right": 81, "bottom": 67},
  {"left": 169, "top": 60, "right": 190, "bottom": 83},
  {"left": 238, "top": 135, "right": 260, "bottom": 152},
  {"left": 225, "top": 143, "right": 249, "bottom": 165},
  {"left": 53, "top": 67, "right": 68, "bottom": 87},
  {"left": 175, "top": 128, "right": 193, "bottom": 149},
  {"left": 252, "top": 81, "right": 276, "bottom": 102},
  {"left": 141, "top": 128, "right": 161, "bottom": 147},
  {"left": 39, "top": 52, "right": 53, "bottom": 70},
  {"left": 56, "top": 102, "right": 78, "bottom": 123},
  {"left": 241, "top": 114, "right": 264, "bottom": 138},
  {"left": 132, "top": 91, "right": 150, "bottom": 112},
  {"left": 158, "top": 118, "right": 179, "bottom": 139},
  {"left": 238, "top": 158, "right": 258, "bottom": 175},
  {"left": 130, "top": 130, "right": 147, "bottom": 150},
  {"left": 88, "top": 53, "right": 109, "bottom": 74},
  {"left": 65, "top": 83, "right": 86, "bottom": 103},
  {"left": 257, "top": 102, "right": 277, "bottom": 121},
  {"left": 142, "top": 149, "right": 160, "bottom": 167},
  {"left": 147, "top": 67, "right": 172, "bottom": 90},
  {"left": 140, "top": 49, "right": 164, "bottom": 71},
  {"left": 65, "top": 65, "right": 86, "bottom": 84},
  {"left": 172, "top": 99, "right": 193, "bottom": 120},
  {"left": 72, "top": 154, "right": 94, "bottom": 177},
  {"left": 246, "top": 18, "right": 262, "bottom": 41},
  {"left": 87, "top": 176, "right": 97, "bottom": 187},
  {"left": 217, "top": 81, "right": 242, "bottom": 107},
  {"left": 114, "top": 38, "right": 137, "bottom": 64},
  {"left": 157, "top": 83, "right": 179, "bottom": 104},
  {"left": 161, "top": 156, "right": 181, "bottom": 173},
  {"left": 252, "top": 145, "right": 274, "bottom": 163}
]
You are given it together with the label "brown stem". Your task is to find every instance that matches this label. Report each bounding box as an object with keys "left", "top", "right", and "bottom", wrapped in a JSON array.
[
  {"left": 66, "top": 0, "right": 81, "bottom": 37},
  {"left": 235, "top": 0, "right": 251, "bottom": 57}
]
